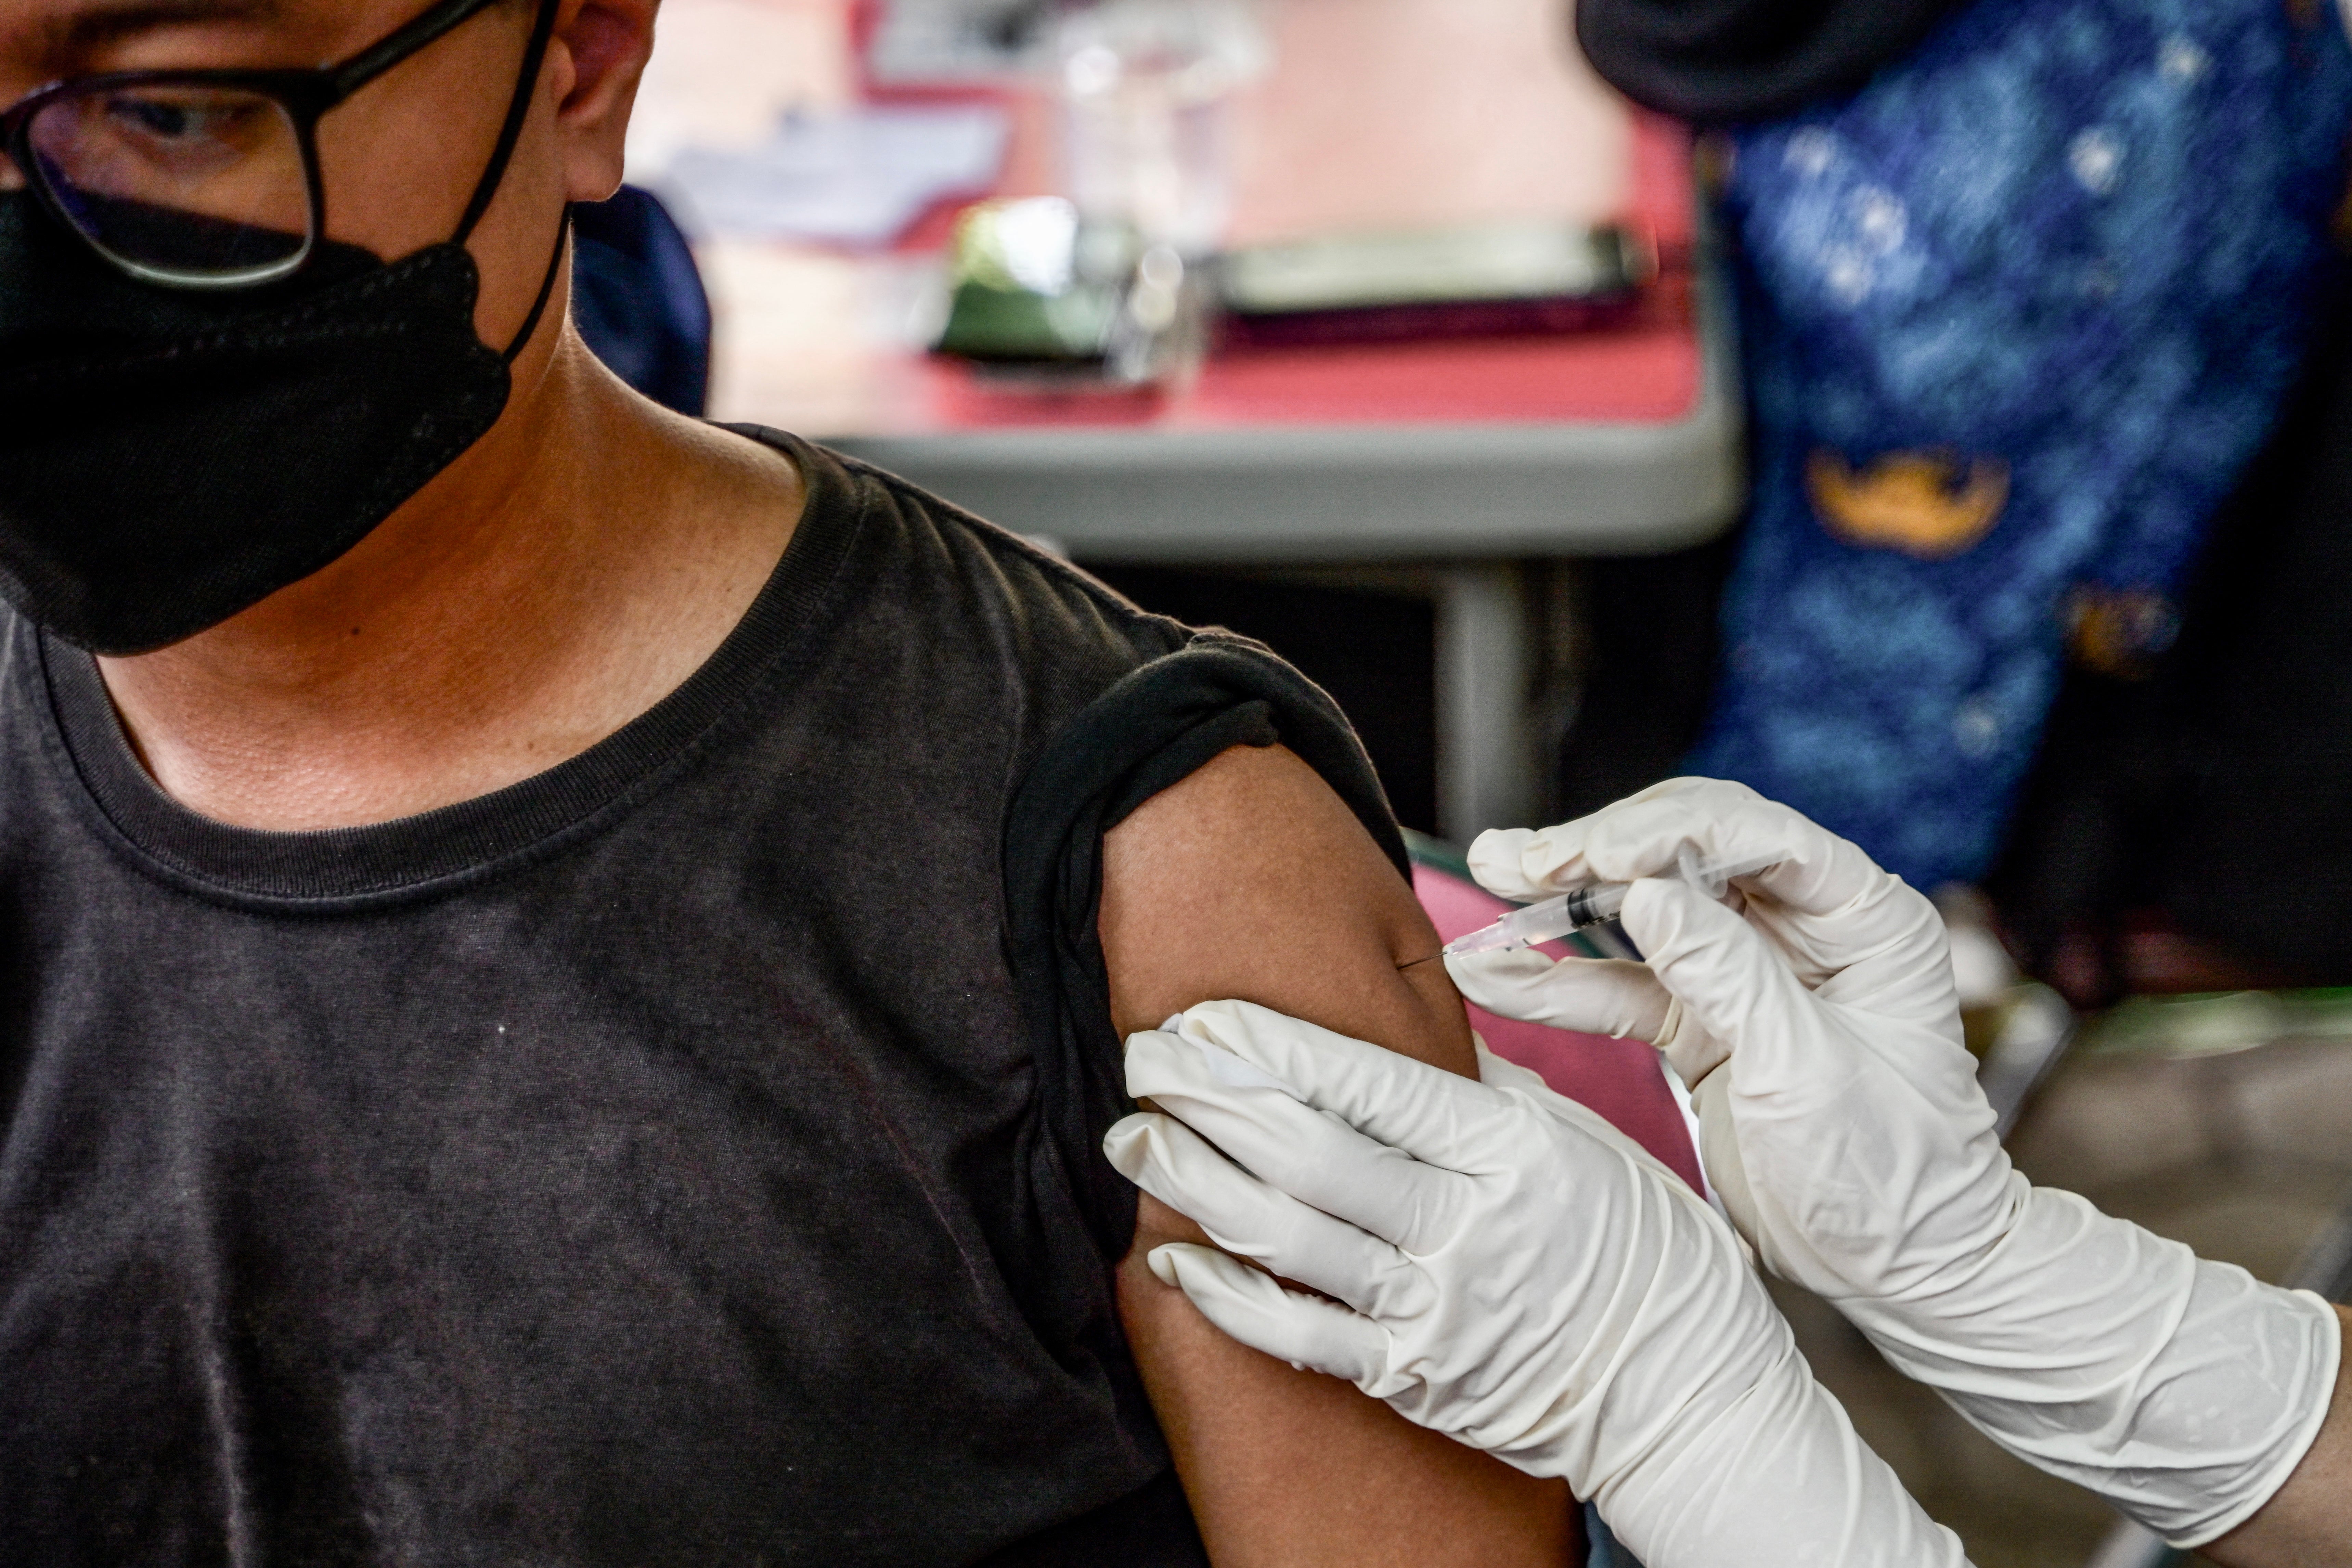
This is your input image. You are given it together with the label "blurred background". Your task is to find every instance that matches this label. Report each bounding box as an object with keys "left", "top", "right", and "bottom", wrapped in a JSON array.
[{"left": 574, "top": 2, "right": 2352, "bottom": 1561}]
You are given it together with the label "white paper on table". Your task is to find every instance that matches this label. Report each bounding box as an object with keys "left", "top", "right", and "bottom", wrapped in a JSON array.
[{"left": 655, "top": 104, "right": 1011, "bottom": 249}]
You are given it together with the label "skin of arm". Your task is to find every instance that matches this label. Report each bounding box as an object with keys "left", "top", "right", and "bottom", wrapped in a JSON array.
[
  {"left": 2208, "top": 1305, "right": 2352, "bottom": 1568},
  {"left": 1100, "top": 743, "right": 1578, "bottom": 1568}
]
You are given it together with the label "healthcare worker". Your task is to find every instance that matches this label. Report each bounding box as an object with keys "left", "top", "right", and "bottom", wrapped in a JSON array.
[{"left": 1105, "top": 778, "right": 2351, "bottom": 1567}]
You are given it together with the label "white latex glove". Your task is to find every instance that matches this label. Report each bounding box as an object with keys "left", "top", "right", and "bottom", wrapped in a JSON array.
[
  {"left": 1104, "top": 999, "right": 1966, "bottom": 1568},
  {"left": 1451, "top": 777, "right": 2343, "bottom": 1548}
]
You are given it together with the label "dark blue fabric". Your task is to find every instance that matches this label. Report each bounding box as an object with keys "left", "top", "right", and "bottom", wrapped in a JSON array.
[
  {"left": 1690, "top": 0, "right": 2352, "bottom": 889},
  {"left": 1583, "top": 1502, "right": 1645, "bottom": 1568},
  {"left": 573, "top": 186, "right": 713, "bottom": 417}
]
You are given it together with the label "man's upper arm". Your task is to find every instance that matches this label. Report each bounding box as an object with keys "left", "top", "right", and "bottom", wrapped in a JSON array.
[{"left": 1099, "top": 743, "right": 1577, "bottom": 1568}]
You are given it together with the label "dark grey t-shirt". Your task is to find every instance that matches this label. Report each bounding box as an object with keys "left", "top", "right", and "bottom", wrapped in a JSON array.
[{"left": 0, "top": 434, "right": 1401, "bottom": 1567}]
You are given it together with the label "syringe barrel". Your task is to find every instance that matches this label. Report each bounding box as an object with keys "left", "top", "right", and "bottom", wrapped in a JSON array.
[
  {"left": 1450, "top": 853, "right": 1775, "bottom": 959},
  {"left": 1489, "top": 883, "right": 1629, "bottom": 951},
  {"left": 1559, "top": 883, "right": 1628, "bottom": 929}
]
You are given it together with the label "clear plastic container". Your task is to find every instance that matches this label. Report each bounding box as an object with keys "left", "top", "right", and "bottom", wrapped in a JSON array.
[{"left": 1055, "top": 0, "right": 1268, "bottom": 255}]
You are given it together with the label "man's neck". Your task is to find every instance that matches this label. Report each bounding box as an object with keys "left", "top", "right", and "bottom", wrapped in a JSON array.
[{"left": 94, "top": 333, "right": 804, "bottom": 832}]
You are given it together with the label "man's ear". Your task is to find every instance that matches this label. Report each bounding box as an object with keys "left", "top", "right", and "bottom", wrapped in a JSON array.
[{"left": 550, "top": 0, "right": 659, "bottom": 204}]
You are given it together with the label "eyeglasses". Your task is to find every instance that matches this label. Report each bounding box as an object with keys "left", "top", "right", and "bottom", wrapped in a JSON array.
[{"left": 0, "top": 0, "right": 526, "bottom": 290}]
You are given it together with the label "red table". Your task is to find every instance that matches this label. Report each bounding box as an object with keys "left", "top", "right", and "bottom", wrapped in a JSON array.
[
  {"left": 653, "top": 2, "right": 1742, "bottom": 838},
  {"left": 819, "top": 114, "right": 1733, "bottom": 560}
]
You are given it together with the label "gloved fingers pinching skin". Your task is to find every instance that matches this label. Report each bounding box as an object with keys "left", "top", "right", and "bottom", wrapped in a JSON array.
[
  {"left": 1146, "top": 1000, "right": 1523, "bottom": 1183},
  {"left": 1106, "top": 999, "right": 1970, "bottom": 1567},
  {"left": 1145, "top": 1242, "right": 1392, "bottom": 1387},
  {"left": 1102, "top": 1110, "right": 1416, "bottom": 1316},
  {"left": 1447, "top": 947, "right": 1729, "bottom": 1087},
  {"left": 1122, "top": 1013, "right": 1465, "bottom": 1249}
]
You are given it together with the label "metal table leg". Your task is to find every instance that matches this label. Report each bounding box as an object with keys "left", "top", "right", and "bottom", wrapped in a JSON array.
[{"left": 1435, "top": 562, "right": 1541, "bottom": 842}]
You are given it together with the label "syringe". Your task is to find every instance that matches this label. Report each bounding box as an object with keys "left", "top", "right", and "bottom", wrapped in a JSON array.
[{"left": 1434, "top": 847, "right": 1781, "bottom": 960}]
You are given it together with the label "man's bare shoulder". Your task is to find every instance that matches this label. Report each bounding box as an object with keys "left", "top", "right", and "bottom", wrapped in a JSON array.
[
  {"left": 1098, "top": 743, "right": 1472, "bottom": 1076},
  {"left": 1097, "top": 744, "right": 1574, "bottom": 1567}
]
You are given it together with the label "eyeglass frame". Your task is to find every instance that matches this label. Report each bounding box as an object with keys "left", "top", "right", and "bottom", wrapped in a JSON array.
[{"left": 0, "top": 0, "right": 548, "bottom": 290}]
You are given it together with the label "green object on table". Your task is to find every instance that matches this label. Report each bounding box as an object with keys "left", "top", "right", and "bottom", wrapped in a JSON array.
[{"left": 934, "top": 197, "right": 1139, "bottom": 364}]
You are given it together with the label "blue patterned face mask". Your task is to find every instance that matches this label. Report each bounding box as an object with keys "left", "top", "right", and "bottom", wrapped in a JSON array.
[{"left": 1689, "top": 0, "right": 2352, "bottom": 888}]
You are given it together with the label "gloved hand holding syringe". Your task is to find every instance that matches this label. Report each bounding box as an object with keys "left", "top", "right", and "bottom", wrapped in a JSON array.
[
  {"left": 1419, "top": 845, "right": 1779, "bottom": 962},
  {"left": 1111, "top": 778, "right": 2350, "bottom": 1568}
]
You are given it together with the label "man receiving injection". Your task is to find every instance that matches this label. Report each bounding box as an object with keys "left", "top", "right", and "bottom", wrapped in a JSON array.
[{"left": 1108, "top": 778, "right": 2352, "bottom": 1567}]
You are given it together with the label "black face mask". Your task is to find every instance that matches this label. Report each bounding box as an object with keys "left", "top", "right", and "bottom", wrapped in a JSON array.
[{"left": 0, "top": 13, "right": 568, "bottom": 656}]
